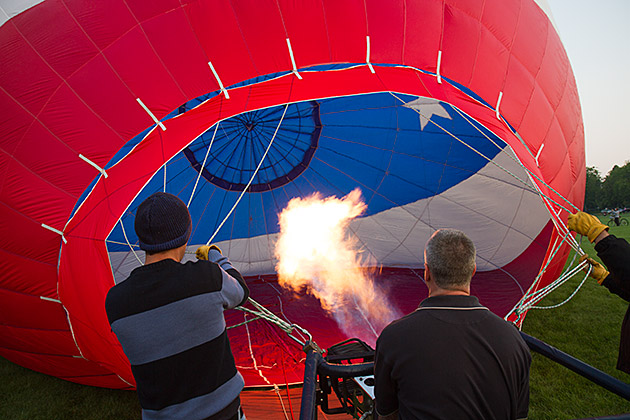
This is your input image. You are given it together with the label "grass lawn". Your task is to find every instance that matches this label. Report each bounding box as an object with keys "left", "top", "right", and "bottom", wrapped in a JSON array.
[{"left": 2, "top": 216, "right": 630, "bottom": 419}]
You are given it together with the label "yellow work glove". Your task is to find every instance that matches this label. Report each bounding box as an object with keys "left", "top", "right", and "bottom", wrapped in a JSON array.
[
  {"left": 579, "top": 254, "right": 609, "bottom": 285},
  {"left": 195, "top": 244, "right": 222, "bottom": 260},
  {"left": 567, "top": 211, "right": 608, "bottom": 243}
]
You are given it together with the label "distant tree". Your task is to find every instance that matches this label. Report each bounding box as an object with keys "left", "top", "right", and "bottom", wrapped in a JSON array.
[
  {"left": 584, "top": 166, "right": 603, "bottom": 211},
  {"left": 602, "top": 161, "right": 630, "bottom": 209}
]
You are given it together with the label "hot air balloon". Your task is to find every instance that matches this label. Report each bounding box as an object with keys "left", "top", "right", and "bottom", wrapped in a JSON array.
[{"left": 0, "top": 0, "right": 584, "bottom": 413}]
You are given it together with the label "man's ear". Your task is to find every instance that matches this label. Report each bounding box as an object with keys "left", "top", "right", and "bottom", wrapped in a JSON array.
[
  {"left": 424, "top": 263, "right": 431, "bottom": 282},
  {"left": 472, "top": 263, "right": 477, "bottom": 277}
]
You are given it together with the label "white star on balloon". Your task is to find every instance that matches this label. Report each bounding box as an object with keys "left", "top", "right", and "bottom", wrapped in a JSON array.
[{"left": 403, "top": 98, "right": 452, "bottom": 130}]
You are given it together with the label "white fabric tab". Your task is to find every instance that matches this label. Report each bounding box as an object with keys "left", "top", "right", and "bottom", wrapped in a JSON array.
[
  {"left": 535, "top": 143, "right": 545, "bottom": 167},
  {"left": 436, "top": 50, "right": 443, "bottom": 84},
  {"left": 79, "top": 154, "right": 108, "bottom": 178},
  {"left": 136, "top": 98, "right": 166, "bottom": 131},
  {"left": 496, "top": 91, "right": 504, "bottom": 120},
  {"left": 366, "top": 36, "right": 375, "bottom": 74},
  {"left": 208, "top": 61, "right": 230, "bottom": 99},
  {"left": 286, "top": 38, "right": 302, "bottom": 79},
  {"left": 41, "top": 223, "right": 67, "bottom": 244}
]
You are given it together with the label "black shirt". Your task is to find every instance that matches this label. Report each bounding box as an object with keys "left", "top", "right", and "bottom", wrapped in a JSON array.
[
  {"left": 596, "top": 234, "right": 630, "bottom": 373},
  {"left": 375, "top": 295, "right": 531, "bottom": 420}
]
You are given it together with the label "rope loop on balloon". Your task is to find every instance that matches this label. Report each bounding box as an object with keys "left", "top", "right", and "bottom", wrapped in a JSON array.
[{"left": 228, "top": 296, "right": 311, "bottom": 347}]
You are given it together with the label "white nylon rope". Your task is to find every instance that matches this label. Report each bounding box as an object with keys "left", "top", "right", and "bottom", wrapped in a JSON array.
[
  {"left": 119, "top": 219, "right": 143, "bottom": 265},
  {"left": 187, "top": 123, "right": 220, "bottom": 207},
  {"left": 244, "top": 315, "right": 273, "bottom": 386}
]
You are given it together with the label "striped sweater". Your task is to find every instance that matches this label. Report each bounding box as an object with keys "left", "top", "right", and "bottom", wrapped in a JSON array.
[{"left": 105, "top": 254, "right": 249, "bottom": 420}]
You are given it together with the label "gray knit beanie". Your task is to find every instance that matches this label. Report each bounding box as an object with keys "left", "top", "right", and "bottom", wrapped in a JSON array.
[{"left": 135, "top": 192, "right": 192, "bottom": 252}]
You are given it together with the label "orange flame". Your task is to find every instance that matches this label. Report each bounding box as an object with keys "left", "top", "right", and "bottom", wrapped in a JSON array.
[{"left": 275, "top": 188, "right": 401, "bottom": 345}]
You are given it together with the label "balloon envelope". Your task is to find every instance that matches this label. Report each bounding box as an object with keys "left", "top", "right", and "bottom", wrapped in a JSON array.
[{"left": 0, "top": 0, "right": 584, "bottom": 389}]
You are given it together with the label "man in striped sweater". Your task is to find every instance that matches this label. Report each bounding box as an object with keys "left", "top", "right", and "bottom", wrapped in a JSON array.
[{"left": 105, "top": 192, "right": 250, "bottom": 420}]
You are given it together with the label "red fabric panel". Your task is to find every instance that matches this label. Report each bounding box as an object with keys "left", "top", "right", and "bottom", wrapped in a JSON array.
[
  {"left": 277, "top": 0, "right": 332, "bottom": 66},
  {"left": 449, "top": 0, "right": 485, "bottom": 15},
  {"left": 141, "top": 8, "right": 215, "bottom": 99},
  {"left": 125, "top": 0, "right": 181, "bottom": 24},
  {"left": 502, "top": 58, "right": 536, "bottom": 132},
  {"left": 58, "top": 237, "right": 135, "bottom": 385},
  {"left": 64, "top": 0, "right": 137, "bottom": 51},
  {"left": 10, "top": 120, "right": 90, "bottom": 197},
  {"left": 519, "top": 83, "right": 554, "bottom": 153},
  {"left": 555, "top": 67, "right": 583, "bottom": 148},
  {"left": 184, "top": 0, "right": 258, "bottom": 90},
  {"left": 402, "top": 0, "right": 442, "bottom": 70},
  {"left": 104, "top": 25, "right": 187, "bottom": 118},
  {"left": 0, "top": 199, "right": 61, "bottom": 266},
  {"left": 322, "top": 0, "right": 367, "bottom": 64},
  {"left": 0, "top": 89, "right": 32, "bottom": 156},
  {"left": 229, "top": 0, "right": 292, "bottom": 76},
  {"left": 0, "top": 152, "right": 76, "bottom": 227},
  {"left": 12, "top": 0, "right": 98, "bottom": 79},
  {"left": 68, "top": 54, "right": 150, "bottom": 139},
  {"left": 0, "top": 23, "right": 61, "bottom": 116},
  {"left": 37, "top": 83, "right": 122, "bottom": 174},
  {"left": 469, "top": 24, "right": 510, "bottom": 101},
  {"left": 481, "top": 0, "right": 520, "bottom": 47},
  {"left": 442, "top": 1, "right": 482, "bottom": 86},
  {"left": 538, "top": 118, "right": 567, "bottom": 183},
  {"left": 0, "top": 289, "right": 67, "bottom": 330},
  {"left": 366, "top": 0, "right": 405, "bottom": 64},
  {"left": 510, "top": 0, "right": 548, "bottom": 77},
  {"left": 536, "top": 28, "right": 569, "bottom": 112},
  {"left": 0, "top": 325, "right": 77, "bottom": 356},
  {"left": 0, "top": 248, "right": 57, "bottom": 297}
]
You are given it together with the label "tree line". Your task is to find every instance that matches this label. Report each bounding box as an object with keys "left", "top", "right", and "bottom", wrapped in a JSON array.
[{"left": 584, "top": 161, "right": 630, "bottom": 212}]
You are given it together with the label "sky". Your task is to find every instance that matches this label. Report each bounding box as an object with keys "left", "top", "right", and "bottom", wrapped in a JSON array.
[{"left": 546, "top": 0, "right": 630, "bottom": 176}]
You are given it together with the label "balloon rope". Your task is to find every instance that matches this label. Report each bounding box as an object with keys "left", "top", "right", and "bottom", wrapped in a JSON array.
[
  {"left": 187, "top": 123, "right": 220, "bottom": 207},
  {"left": 506, "top": 234, "right": 590, "bottom": 323},
  {"left": 442, "top": 100, "right": 594, "bottom": 316},
  {"left": 119, "top": 219, "right": 143, "bottom": 265},
  {"left": 205, "top": 103, "right": 290, "bottom": 246}
]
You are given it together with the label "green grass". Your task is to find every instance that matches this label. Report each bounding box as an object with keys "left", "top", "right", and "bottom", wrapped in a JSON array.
[
  {"left": 0, "top": 357, "right": 140, "bottom": 420},
  {"left": 2, "top": 217, "right": 630, "bottom": 419}
]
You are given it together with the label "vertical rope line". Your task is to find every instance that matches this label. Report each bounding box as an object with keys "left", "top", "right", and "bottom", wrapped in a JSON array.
[
  {"left": 120, "top": 219, "right": 143, "bottom": 265},
  {"left": 163, "top": 164, "right": 167, "bottom": 193},
  {"left": 244, "top": 314, "right": 273, "bottom": 386},
  {"left": 188, "top": 123, "right": 221, "bottom": 207},
  {"left": 206, "top": 104, "right": 290, "bottom": 246}
]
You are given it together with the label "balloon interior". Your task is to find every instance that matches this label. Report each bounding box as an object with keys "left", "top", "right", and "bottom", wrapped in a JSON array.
[{"left": 1, "top": 0, "right": 585, "bottom": 398}]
